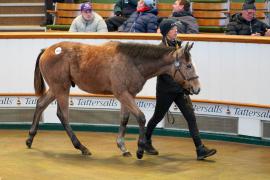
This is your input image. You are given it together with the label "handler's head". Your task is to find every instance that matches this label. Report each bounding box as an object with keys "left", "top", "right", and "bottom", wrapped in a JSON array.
[{"left": 159, "top": 19, "right": 178, "bottom": 40}]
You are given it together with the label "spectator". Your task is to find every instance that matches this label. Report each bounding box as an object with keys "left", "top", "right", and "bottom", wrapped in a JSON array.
[
  {"left": 166, "top": 0, "right": 199, "bottom": 34},
  {"left": 144, "top": 19, "right": 217, "bottom": 160},
  {"left": 69, "top": 2, "right": 108, "bottom": 32},
  {"left": 44, "top": 0, "right": 54, "bottom": 25},
  {"left": 118, "top": 0, "right": 158, "bottom": 33},
  {"left": 106, "top": 0, "right": 138, "bottom": 32},
  {"left": 226, "top": 0, "right": 270, "bottom": 36}
]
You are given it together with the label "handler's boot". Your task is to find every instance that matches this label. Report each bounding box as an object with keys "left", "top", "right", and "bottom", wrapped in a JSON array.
[
  {"left": 144, "top": 139, "right": 159, "bottom": 155},
  {"left": 196, "top": 144, "right": 217, "bottom": 160}
]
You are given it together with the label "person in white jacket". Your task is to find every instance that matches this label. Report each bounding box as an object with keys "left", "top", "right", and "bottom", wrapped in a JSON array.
[{"left": 69, "top": 2, "right": 108, "bottom": 32}]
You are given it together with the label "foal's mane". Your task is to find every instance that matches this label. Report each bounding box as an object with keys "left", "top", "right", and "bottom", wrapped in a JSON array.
[{"left": 116, "top": 42, "right": 176, "bottom": 61}]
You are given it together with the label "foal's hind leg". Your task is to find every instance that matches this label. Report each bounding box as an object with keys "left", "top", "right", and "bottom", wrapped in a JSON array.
[
  {"left": 116, "top": 91, "right": 146, "bottom": 159},
  {"left": 117, "top": 105, "right": 132, "bottom": 157},
  {"left": 56, "top": 93, "right": 90, "bottom": 155},
  {"left": 26, "top": 90, "right": 55, "bottom": 148}
]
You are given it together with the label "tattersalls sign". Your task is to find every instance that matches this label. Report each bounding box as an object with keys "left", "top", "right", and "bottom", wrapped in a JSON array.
[
  {"left": 170, "top": 102, "right": 270, "bottom": 121},
  {"left": 0, "top": 96, "right": 269, "bottom": 121}
]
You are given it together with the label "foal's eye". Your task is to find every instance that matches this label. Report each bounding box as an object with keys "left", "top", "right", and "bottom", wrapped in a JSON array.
[{"left": 186, "top": 64, "right": 192, "bottom": 69}]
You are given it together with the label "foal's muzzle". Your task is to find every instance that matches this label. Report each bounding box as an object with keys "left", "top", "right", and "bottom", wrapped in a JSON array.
[
  {"left": 186, "top": 87, "right": 200, "bottom": 95},
  {"left": 192, "top": 87, "right": 200, "bottom": 95}
]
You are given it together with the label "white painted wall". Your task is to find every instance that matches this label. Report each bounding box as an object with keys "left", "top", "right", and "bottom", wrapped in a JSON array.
[
  {"left": 191, "top": 41, "right": 270, "bottom": 104},
  {"left": 1, "top": 38, "right": 269, "bottom": 105}
]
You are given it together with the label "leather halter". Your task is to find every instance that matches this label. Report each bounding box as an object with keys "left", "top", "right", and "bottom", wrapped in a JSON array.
[{"left": 173, "top": 53, "right": 199, "bottom": 81}]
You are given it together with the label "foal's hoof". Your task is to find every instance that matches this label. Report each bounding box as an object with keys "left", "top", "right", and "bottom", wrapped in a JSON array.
[
  {"left": 26, "top": 138, "right": 32, "bottom": 148},
  {"left": 122, "top": 151, "right": 132, "bottom": 157},
  {"left": 81, "top": 148, "right": 91, "bottom": 156},
  {"left": 136, "top": 149, "right": 144, "bottom": 159}
]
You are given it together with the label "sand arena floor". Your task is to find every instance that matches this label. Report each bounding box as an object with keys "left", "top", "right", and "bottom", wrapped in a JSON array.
[{"left": 0, "top": 130, "right": 270, "bottom": 180}]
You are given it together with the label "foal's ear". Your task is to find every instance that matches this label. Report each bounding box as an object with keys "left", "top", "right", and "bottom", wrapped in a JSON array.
[
  {"left": 175, "top": 46, "right": 184, "bottom": 58},
  {"left": 184, "top": 42, "right": 194, "bottom": 53},
  {"left": 184, "top": 42, "right": 189, "bottom": 53},
  {"left": 188, "top": 42, "right": 194, "bottom": 51}
]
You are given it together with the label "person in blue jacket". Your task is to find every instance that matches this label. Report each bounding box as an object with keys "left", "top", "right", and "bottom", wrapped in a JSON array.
[{"left": 118, "top": 0, "right": 158, "bottom": 33}]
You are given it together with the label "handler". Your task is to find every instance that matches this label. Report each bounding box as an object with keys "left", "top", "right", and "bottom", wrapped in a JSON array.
[{"left": 145, "top": 19, "right": 217, "bottom": 160}]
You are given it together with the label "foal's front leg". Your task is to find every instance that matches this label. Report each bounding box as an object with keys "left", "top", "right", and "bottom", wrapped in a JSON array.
[
  {"left": 117, "top": 91, "right": 146, "bottom": 159},
  {"left": 117, "top": 105, "right": 132, "bottom": 157}
]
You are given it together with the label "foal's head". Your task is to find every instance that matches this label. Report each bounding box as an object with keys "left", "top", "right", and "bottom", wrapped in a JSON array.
[{"left": 171, "top": 42, "right": 200, "bottom": 95}]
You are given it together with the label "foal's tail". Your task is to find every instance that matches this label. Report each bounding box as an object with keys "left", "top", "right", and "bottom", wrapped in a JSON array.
[{"left": 34, "top": 49, "right": 46, "bottom": 96}]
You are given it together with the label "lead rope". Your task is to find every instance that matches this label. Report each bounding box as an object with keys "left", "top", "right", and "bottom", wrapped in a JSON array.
[{"left": 167, "top": 109, "right": 176, "bottom": 125}]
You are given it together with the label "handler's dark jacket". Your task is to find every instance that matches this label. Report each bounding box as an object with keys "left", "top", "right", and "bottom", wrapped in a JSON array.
[
  {"left": 157, "top": 39, "right": 184, "bottom": 93},
  {"left": 226, "top": 13, "right": 270, "bottom": 35}
]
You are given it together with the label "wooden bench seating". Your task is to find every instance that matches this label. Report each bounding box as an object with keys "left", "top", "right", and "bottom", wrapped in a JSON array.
[
  {"left": 92, "top": 3, "right": 115, "bottom": 18},
  {"left": 157, "top": 3, "right": 172, "bottom": 17},
  {"left": 157, "top": 1, "right": 228, "bottom": 33},
  {"left": 192, "top": 1, "right": 228, "bottom": 33},
  {"left": 46, "top": 2, "right": 114, "bottom": 31}
]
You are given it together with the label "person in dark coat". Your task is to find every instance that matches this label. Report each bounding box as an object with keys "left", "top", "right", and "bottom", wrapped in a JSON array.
[
  {"left": 226, "top": 0, "right": 270, "bottom": 36},
  {"left": 44, "top": 0, "right": 75, "bottom": 25},
  {"left": 144, "top": 19, "right": 217, "bottom": 160},
  {"left": 167, "top": 0, "right": 199, "bottom": 34},
  {"left": 106, "top": 0, "right": 138, "bottom": 32},
  {"left": 118, "top": 0, "right": 158, "bottom": 33}
]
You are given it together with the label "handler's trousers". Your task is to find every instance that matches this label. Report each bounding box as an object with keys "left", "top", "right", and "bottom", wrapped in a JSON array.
[{"left": 145, "top": 91, "right": 202, "bottom": 148}]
